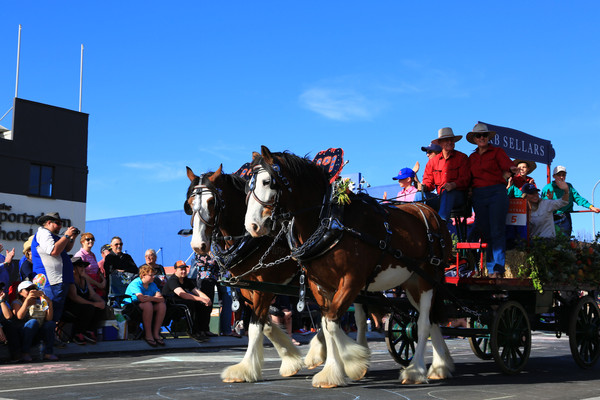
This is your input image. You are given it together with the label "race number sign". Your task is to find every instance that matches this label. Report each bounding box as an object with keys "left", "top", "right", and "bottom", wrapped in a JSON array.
[{"left": 506, "top": 198, "right": 527, "bottom": 226}]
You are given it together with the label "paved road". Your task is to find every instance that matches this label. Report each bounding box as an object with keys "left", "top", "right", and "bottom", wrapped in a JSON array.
[{"left": 1, "top": 333, "right": 599, "bottom": 400}]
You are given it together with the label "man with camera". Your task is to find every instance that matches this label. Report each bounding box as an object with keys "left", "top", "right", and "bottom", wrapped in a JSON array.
[{"left": 31, "top": 212, "right": 80, "bottom": 323}]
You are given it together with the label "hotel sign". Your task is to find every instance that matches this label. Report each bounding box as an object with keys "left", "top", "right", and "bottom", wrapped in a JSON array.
[{"left": 0, "top": 202, "right": 73, "bottom": 242}]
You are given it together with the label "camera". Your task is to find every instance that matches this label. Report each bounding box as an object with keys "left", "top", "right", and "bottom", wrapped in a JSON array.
[{"left": 73, "top": 228, "right": 81, "bottom": 235}]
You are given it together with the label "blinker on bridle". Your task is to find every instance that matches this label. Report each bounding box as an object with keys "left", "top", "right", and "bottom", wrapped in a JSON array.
[
  {"left": 190, "top": 180, "right": 221, "bottom": 228},
  {"left": 246, "top": 162, "right": 291, "bottom": 208}
]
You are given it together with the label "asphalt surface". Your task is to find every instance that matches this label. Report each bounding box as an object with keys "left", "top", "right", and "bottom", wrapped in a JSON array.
[{"left": 1, "top": 331, "right": 600, "bottom": 400}]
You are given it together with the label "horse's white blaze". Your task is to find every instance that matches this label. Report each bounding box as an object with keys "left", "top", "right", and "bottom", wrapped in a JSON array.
[
  {"left": 244, "top": 169, "right": 274, "bottom": 237},
  {"left": 366, "top": 263, "right": 413, "bottom": 292},
  {"left": 189, "top": 191, "right": 213, "bottom": 254}
]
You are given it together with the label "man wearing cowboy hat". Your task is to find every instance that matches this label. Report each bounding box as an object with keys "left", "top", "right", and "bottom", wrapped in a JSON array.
[
  {"left": 541, "top": 165, "right": 600, "bottom": 237},
  {"left": 31, "top": 212, "right": 80, "bottom": 322},
  {"left": 422, "top": 127, "right": 470, "bottom": 222},
  {"left": 507, "top": 159, "right": 537, "bottom": 198}
]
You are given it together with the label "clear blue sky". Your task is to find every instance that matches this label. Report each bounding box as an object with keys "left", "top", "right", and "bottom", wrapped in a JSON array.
[{"left": 2, "top": 2, "right": 600, "bottom": 239}]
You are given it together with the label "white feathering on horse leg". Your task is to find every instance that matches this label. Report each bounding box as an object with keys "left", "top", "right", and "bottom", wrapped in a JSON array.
[
  {"left": 312, "top": 317, "right": 347, "bottom": 388},
  {"left": 221, "top": 322, "right": 264, "bottom": 383},
  {"left": 263, "top": 322, "right": 304, "bottom": 377},
  {"left": 400, "top": 290, "right": 433, "bottom": 384},
  {"left": 305, "top": 329, "right": 326, "bottom": 369},
  {"left": 427, "top": 324, "right": 454, "bottom": 380},
  {"left": 332, "top": 320, "right": 370, "bottom": 380}
]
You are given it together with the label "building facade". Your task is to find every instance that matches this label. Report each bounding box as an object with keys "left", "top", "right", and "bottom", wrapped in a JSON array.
[{"left": 0, "top": 98, "right": 88, "bottom": 280}]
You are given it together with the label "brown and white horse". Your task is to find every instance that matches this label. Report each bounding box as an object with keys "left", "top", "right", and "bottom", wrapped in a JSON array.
[
  {"left": 185, "top": 165, "right": 304, "bottom": 382},
  {"left": 244, "top": 146, "right": 454, "bottom": 387}
]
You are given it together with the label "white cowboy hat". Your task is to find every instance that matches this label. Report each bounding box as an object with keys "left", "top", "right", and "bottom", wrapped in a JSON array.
[
  {"left": 466, "top": 123, "right": 497, "bottom": 144},
  {"left": 431, "top": 127, "right": 462, "bottom": 145},
  {"left": 513, "top": 159, "right": 537, "bottom": 174}
]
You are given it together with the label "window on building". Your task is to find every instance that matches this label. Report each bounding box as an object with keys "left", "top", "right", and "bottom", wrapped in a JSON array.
[{"left": 29, "top": 164, "right": 54, "bottom": 197}]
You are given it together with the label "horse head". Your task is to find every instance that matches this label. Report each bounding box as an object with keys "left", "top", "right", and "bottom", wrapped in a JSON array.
[
  {"left": 245, "top": 145, "right": 328, "bottom": 237},
  {"left": 185, "top": 165, "right": 223, "bottom": 254}
]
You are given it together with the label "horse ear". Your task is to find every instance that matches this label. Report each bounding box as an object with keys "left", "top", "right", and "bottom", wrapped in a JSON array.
[
  {"left": 186, "top": 166, "right": 198, "bottom": 182},
  {"left": 261, "top": 145, "right": 273, "bottom": 164},
  {"left": 252, "top": 151, "right": 261, "bottom": 162},
  {"left": 210, "top": 164, "right": 223, "bottom": 182}
]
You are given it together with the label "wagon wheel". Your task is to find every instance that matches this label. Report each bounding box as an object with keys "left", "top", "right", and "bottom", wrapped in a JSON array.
[
  {"left": 385, "top": 311, "right": 418, "bottom": 366},
  {"left": 490, "top": 301, "right": 531, "bottom": 374},
  {"left": 468, "top": 319, "right": 493, "bottom": 360},
  {"left": 568, "top": 295, "right": 600, "bottom": 369}
]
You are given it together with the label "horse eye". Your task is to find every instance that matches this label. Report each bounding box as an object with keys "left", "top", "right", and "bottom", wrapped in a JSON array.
[{"left": 262, "top": 179, "right": 270, "bottom": 186}]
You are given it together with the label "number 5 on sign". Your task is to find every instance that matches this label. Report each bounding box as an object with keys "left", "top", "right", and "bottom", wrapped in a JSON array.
[{"left": 506, "top": 198, "right": 527, "bottom": 226}]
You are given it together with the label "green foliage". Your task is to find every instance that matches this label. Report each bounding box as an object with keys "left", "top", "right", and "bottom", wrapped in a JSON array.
[
  {"left": 333, "top": 178, "right": 353, "bottom": 205},
  {"left": 515, "top": 233, "right": 600, "bottom": 292}
]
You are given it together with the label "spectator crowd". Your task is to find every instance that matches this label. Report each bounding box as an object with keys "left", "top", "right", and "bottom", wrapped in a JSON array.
[{"left": 0, "top": 212, "right": 246, "bottom": 363}]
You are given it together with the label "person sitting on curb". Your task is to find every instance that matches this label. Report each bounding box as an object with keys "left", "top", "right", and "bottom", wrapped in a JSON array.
[
  {"left": 541, "top": 165, "right": 600, "bottom": 237},
  {"left": 11, "top": 280, "right": 58, "bottom": 362},
  {"left": 522, "top": 182, "right": 569, "bottom": 239},
  {"left": 64, "top": 256, "right": 106, "bottom": 345},
  {"left": 162, "top": 260, "right": 212, "bottom": 342}
]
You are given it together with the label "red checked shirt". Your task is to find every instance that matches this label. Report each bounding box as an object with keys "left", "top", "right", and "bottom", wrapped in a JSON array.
[
  {"left": 469, "top": 145, "right": 514, "bottom": 188},
  {"left": 422, "top": 150, "right": 470, "bottom": 193}
]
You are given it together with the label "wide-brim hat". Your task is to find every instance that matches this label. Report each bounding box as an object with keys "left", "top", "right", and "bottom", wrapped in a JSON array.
[
  {"left": 513, "top": 159, "right": 537, "bottom": 173},
  {"left": 37, "top": 212, "right": 62, "bottom": 225},
  {"left": 431, "top": 127, "right": 462, "bottom": 145},
  {"left": 23, "top": 235, "right": 34, "bottom": 254},
  {"left": 466, "top": 123, "right": 497, "bottom": 144}
]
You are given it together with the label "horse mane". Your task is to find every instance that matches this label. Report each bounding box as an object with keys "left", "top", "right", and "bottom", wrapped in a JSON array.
[
  {"left": 199, "top": 170, "right": 247, "bottom": 194},
  {"left": 253, "top": 150, "right": 329, "bottom": 192}
]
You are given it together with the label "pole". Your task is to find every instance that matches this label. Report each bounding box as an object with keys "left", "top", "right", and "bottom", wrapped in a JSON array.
[
  {"left": 592, "top": 179, "right": 600, "bottom": 236},
  {"left": 15, "top": 24, "right": 22, "bottom": 98},
  {"left": 79, "top": 44, "right": 84, "bottom": 112}
]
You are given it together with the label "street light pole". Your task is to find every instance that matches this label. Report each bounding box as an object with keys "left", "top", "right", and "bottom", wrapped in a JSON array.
[{"left": 593, "top": 179, "right": 600, "bottom": 236}]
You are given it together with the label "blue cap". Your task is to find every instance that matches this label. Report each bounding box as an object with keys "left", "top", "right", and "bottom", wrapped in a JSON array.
[
  {"left": 392, "top": 168, "right": 415, "bottom": 181},
  {"left": 521, "top": 183, "right": 539, "bottom": 195},
  {"left": 421, "top": 143, "right": 442, "bottom": 153}
]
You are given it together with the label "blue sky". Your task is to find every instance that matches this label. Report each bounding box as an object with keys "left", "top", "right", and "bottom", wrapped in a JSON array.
[{"left": 2, "top": 2, "right": 600, "bottom": 239}]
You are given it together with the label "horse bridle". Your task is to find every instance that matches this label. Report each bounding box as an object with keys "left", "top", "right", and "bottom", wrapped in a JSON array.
[{"left": 189, "top": 176, "right": 223, "bottom": 230}]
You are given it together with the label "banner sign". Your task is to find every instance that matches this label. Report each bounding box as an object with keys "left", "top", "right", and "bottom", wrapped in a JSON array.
[
  {"left": 481, "top": 121, "right": 555, "bottom": 165},
  {"left": 506, "top": 198, "right": 527, "bottom": 226}
]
